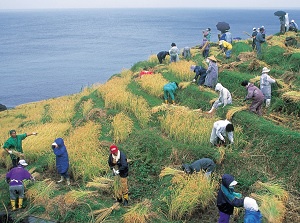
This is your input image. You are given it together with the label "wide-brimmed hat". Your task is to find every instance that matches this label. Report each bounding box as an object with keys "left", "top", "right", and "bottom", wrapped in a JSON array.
[
  {"left": 262, "top": 67, "right": 270, "bottom": 73},
  {"left": 207, "top": 55, "right": 217, "bottom": 62}
]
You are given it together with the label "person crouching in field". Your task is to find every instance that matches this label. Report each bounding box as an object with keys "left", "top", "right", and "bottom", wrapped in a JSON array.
[
  {"left": 241, "top": 80, "right": 265, "bottom": 116},
  {"left": 207, "top": 83, "right": 232, "bottom": 114},
  {"left": 219, "top": 40, "right": 232, "bottom": 59},
  {"left": 6, "top": 159, "right": 34, "bottom": 211},
  {"left": 210, "top": 120, "right": 234, "bottom": 147},
  {"left": 108, "top": 144, "right": 129, "bottom": 206},
  {"left": 190, "top": 65, "right": 207, "bottom": 85},
  {"left": 163, "top": 82, "right": 178, "bottom": 104},
  {"left": 217, "top": 174, "right": 244, "bottom": 223},
  {"left": 52, "top": 138, "right": 70, "bottom": 186},
  {"left": 157, "top": 51, "right": 169, "bottom": 64},
  {"left": 182, "top": 158, "right": 216, "bottom": 177},
  {"left": 3, "top": 130, "right": 38, "bottom": 168},
  {"left": 244, "top": 197, "right": 263, "bottom": 223}
]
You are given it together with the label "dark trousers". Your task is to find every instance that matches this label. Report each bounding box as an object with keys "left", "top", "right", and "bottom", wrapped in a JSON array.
[{"left": 12, "top": 158, "right": 20, "bottom": 168}]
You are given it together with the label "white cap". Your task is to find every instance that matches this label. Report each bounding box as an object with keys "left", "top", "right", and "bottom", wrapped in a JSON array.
[
  {"left": 262, "top": 67, "right": 270, "bottom": 73},
  {"left": 219, "top": 40, "right": 224, "bottom": 45},
  {"left": 291, "top": 20, "right": 294, "bottom": 23},
  {"left": 229, "top": 180, "right": 238, "bottom": 186},
  {"left": 244, "top": 197, "right": 259, "bottom": 211},
  {"left": 52, "top": 142, "right": 58, "bottom": 147},
  {"left": 18, "top": 159, "right": 28, "bottom": 166},
  {"left": 253, "top": 27, "right": 256, "bottom": 31}
]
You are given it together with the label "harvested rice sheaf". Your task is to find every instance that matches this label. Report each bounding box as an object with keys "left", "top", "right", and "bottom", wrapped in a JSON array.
[
  {"left": 159, "top": 167, "right": 184, "bottom": 178},
  {"left": 123, "top": 199, "right": 155, "bottom": 223},
  {"left": 226, "top": 106, "right": 248, "bottom": 120},
  {"left": 282, "top": 91, "right": 300, "bottom": 102}
]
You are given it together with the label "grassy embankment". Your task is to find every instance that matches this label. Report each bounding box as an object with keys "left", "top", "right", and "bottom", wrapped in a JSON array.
[{"left": 0, "top": 32, "right": 300, "bottom": 222}]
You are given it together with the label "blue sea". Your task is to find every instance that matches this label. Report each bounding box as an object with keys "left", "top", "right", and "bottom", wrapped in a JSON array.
[{"left": 1, "top": 8, "right": 299, "bottom": 107}]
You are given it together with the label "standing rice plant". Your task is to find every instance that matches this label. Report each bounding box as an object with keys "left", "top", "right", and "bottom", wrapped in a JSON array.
[
  {"left": 165, "top": 173, "right": 217, "bottom": 220},
  {"left": 82, "top": 98, "right": 94, "bottom": 117},
  {"left": 128, "top": 95, "right": 151, "bottom": 128},
  {"left": 252, "top": 194, "right": 286, "bottom": 223},
  {"left": 65, "top": 121, "right": 107, "bottom": 181},
  {"left": 136, "top": 73, "right": 168, "bottom": 97},
  {"left": 215, "top": 147, "right": 226, "bottom": 165},
  {"left": 123, "top": 199, "right": 155, "bottom": 223},
  {"left": 160, "top": 108, "right": 216, "bottom": 144},
  {"left": 148, "top": 54, "right": 159, "bottom": 63},
  {"left": 113, "top": 176, "right": 122, "bottom": 200},
  {"left": 112, "top": 112, "right": 133, "bottom": 143},
  {"left": 120, "top": 69, "right": 134, "bottom": 81},
  {"left": 168, "top": 60, "right": 195, "bottom": 81},
  {"left": 159, "top": 167, "right": 184, "bottom": 177}
]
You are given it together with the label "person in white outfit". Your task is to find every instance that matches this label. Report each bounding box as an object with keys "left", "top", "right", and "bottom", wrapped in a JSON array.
[
  {"left": 207, "top": 83, "right": 232, "bottom": 114},
  {"left": 260, "top": 67, "right": 276, "bottom": 107},
  {"left": 210, "top": 120, "right": 234, "bottom": 146}
]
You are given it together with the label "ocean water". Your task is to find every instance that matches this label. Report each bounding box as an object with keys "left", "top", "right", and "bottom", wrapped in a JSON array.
[{"left": 1, "top": 8, "right": 299, "bottom": 107}]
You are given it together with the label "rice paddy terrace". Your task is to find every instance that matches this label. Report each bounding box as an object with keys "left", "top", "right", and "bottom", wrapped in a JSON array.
[{"left": 0, "top": 32, "right": 300, "bottom": 222}]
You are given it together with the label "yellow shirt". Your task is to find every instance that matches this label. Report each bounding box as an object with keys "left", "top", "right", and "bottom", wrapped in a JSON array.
[{"left": 222, "top": 41, "right": 232, "bottom": 50}]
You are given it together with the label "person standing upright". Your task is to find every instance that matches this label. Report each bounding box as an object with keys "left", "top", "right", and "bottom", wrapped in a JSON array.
[
  {"left": 3, "top": 130, "right": 37, "bottom": 167},
  {"left": 52, "top": 138, "right": 70, "bottom": 186},
  {"left": 108, "top": 144, "right": 129, "bottom": 206},
  {"left": 255, "top": 28, "right": 265, "bottom": 58},
  {"left": 260, "top": 67, "right": 276, "bottom": 107},
  {"left": 251, "top": 28, "right": 258, "bottom": 50},
  {"left": 169, "top": 43, "right": 180, "bottom": 62},
  {"left": 204, "top": 55, "right": 219, "bottom": 89}
]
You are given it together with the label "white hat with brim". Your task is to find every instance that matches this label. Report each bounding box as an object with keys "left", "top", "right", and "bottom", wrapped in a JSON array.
[
  {"left": 262, "top": 67, "right": 270, "bottom": 73},
  {"left": 229, "top": 180, "right": 238, "bottom": 186},
  {"left": 18, "top": 159, "right": 28, "bottom": 166}
]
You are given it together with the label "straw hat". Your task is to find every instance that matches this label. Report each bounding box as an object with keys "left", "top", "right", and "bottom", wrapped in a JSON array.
[{"left": 207, "top": 55, "right": 217, "bottom": 62}]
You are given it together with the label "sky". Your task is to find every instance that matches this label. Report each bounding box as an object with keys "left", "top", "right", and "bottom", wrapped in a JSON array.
[{"left": 0, "top": 0, "right": 299, "bottom": 10}]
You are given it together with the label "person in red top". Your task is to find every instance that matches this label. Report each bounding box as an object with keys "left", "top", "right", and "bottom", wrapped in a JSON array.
[
  {"left": 139, "top": 67, "right": 153, "bottom": 78},
  {"left": 6, "top": 159, "right": 34, "bottom": 211}
]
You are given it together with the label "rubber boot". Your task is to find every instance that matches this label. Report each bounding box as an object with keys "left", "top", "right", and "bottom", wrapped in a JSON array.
[
  {"left": 66, "top": 178, "right": 70, "bottom": 186},
  {"left": 172, "top": 100, "right": 175, "bottom": 105},
  {"left": 266, "top": 99, "right": 271, "bottom": 108},
  {"left": 11, "top": 200, "right": 16, "bottom": 211},
  {"left": 164, "top": 100, "right": 168, "bottom": 104},
  {"left": 123, "top": 193, "right": 129, "bottom": 206},
  {"left": 18, "top": 198, "right": 23, "bottom": 209},
  {"left": 57, "top": 176, "right": 64, "bottom": 183}
]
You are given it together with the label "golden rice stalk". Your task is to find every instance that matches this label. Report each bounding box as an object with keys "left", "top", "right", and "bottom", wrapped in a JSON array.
[
  {"left": 168, "top": 60, "right": 195, "bottom": 81},
  {"left": 123, "top": 199, "right": 154, "bottom": 223},
  {"left": 249, "top": 76, "right": 260, "bottom": 83},
  {"left": 26, "top": 180, "right": 56, "bottom": 205},
  {"left": 94, "top": 202, "right": 120, "bottom": 223},
  {"left": 120, "top": 69, "right": 134, "bottom": 80},
  {"left": 226, "top": 106, "right": 248, "bottom": 120},
  {"left": 113, "top": 175, "right": 122, "bottom": 200},
  {"left": 159, "top": 167, "right": 184, "bottom": 178},
  {"left": 209, "top": 97, "right": 219, "bottom": 105},
  {"left": 151, "top": 103, "right": 169, "bottom": 113},
  {"left": 64, "top": 190, "right": 95, "bottom": 206},
  {"left": 216, "top": 147, "right": 226, "bottom": 165},
  {"left": 148, "top": 54, "right": 159, "bottom": 63},
  {"left": 86, "top": 182, "right": 111, "bottom": 190},
  {"left": 82, "top": 98, "right": 94, "bottom": 117},
  {"left": 112, "top": 112, "right": 133, "bottom": 143},
  {"left": 178, "top": 81, "right": 191, "bottom": 89},
  {"left": 137, "top": 73, "right": 168, "bottom": 97},
  {"left": 167, "top": 173, "right": 217, "bottom": 220},
  {"left": 256, "top": 181, "right": 289, "bottom": 203},
  {"left": 198, "top": 85, "right": 217, "bottom": 94},
  {"left": 92, "top": 177, "right": 114, "bottom": 184},
  {"left": 282, "top": 91, "right": 300, "bottom": 102},
  {"left": 252, "top": 194, "right": 286, "bottom": 223}
]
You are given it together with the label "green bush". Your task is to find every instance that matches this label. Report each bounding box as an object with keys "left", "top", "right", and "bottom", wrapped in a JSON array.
[
  {"left": 288, "top": 52, "right": 300, "bottom": 72},
  {"left": 263, "top": 46, "right": 286, "bottom": 65}
]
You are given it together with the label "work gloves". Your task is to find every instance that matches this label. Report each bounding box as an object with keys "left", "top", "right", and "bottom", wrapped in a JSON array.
[{"left": 112, "top": 168, "right": 120, "bottom": 176}]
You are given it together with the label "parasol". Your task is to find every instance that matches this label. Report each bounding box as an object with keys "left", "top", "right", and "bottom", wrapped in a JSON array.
[
  {"left": 274, "top": 11, "right": 286, "bottom": 17},
  {"left": 216, "top": 22, "right": 230, "bottom": 33}
]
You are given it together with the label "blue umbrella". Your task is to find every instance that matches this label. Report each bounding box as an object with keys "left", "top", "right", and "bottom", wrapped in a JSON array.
[
  {"left": 216, "top": 22, "right": 230, "bottom": 33},
  {"left": 274, "top": 11, "right": 286, "bottom": 17}
]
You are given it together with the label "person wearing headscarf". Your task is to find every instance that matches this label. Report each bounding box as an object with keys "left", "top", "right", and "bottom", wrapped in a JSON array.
[
  {"left": 3, "top": 130, "right": 37, "bottom": 167},
  {"left": 210, "top": 120, "right": 234, "bottom": 146},
  {"left": 251, "top": 28, "right": 258, "bottom": 50},
  {"left": 182, "top": 158, "right": 216, "bottom": 177},
  {"left": 289, "top": 19, "right": 298, "bottom": 32},
  {"left": 163, "top": 82, "right": 179, "bottom": 104},
  {"left": 201, "top": 36, "right": 210, "bottom": 58},
  {"left": 108, "top": 144, "right": 129, "bottom": 206},
  {"left": 241, "top": 80, "right": 265, "bottom": 116},
  {"left": 204, "top": 55, "right": 218, "bottom": 89},
  {"left": 52, "top": 138, "right": 70, "bottom": 185},
  {"left": 260, "top": 67, "right": 276, "bottom": 107},
  {"left": 6, "top": 159, "right": 34, "bottom": 211},
  {"left": 169, "top": 43, "right": 180, "bottom": 62},
  {"left": 244, "top": 197, "right": 263, "bottom": 223},
  {"left": 255, "top": 28, "right": 265, "bottom": 58},
  {"left": 190, "top": 65, "right": 207, "bottom": 85},
  {"left": 217, "top": 174, "right": 244, "bottom": 223},
  {"left": 207, "top": 83, "right": 232, "bottom": 114}
]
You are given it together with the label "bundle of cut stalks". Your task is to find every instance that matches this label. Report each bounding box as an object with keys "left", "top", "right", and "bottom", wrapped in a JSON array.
[
  {"left": 159, "top": 167, "right": 184, "bottom": 178},
  {"left": 216, "top": 147, "right": 226, "bottom": 165},
  {"left": 198, "top": 85, "right": 217, "bottom": 94},
  {"left": 249, "top": 76, "right": 289, "bottom": 92},
  {"left": 282, "top": 91, "right": 300, "bottom": 102},
  {"left": 209, "top": 98, "right": 219, "bottom": 105},
  {"left": 252, "top": 194, "right": 286, "bottom": 223},
  {"left": 123, "top": 199, "right": 154, "bottom": 223},
  {"left": 86, "top": 177, "right": 113, "bottom": 190},
  {"left": 226, "top": 106, "right": 248, "bottom": 120},
  {"left": 64, "top": 190, "right": 95, "bottom": 206},
  {"left": 254, "top": 181, "right": 289, "bottom": 203},
  {"left": 151, "top": 103, "right": 169, "bottom": 113},
  {"left": 93, "top": 202, "right": 120, "bottom": 223},
  {"left": 179, "top": 81, "right": 191, "bottom": 89}
]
